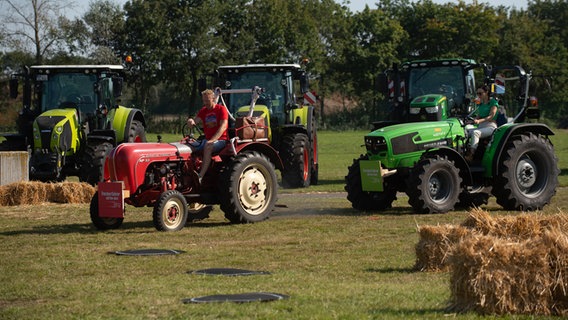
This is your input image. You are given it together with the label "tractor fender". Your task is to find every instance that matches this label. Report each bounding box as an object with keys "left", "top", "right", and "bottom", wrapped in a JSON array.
[
  {"left": 484, "top": 123, "right": 555, "bottom": 178},
  {"left": 233, "top": 141, "right": 283, "bottom": 170},
  {"left": 111, "top": 107, "right": 146, "bottom": 143},
  {"left": 422, "top": 147, "right": 474, "bottom": 186}
]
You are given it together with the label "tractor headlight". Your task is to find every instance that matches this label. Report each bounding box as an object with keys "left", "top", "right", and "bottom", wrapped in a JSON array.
[
  {"left": 425, "top": 106, "right": 439, "bottom": 114},
  {"left": 55, "top": 126, "right": 63, "bottom": 134},
  {"left": 409, "top": 107, "right": 420, "bottom": 114}
]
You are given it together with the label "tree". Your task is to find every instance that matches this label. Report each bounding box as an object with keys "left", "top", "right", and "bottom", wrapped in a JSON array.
[{"left": 0, "top": 0, "right": 73, "bottom": 64}]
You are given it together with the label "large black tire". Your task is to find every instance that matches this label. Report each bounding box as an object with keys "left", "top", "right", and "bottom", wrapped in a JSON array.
[
  {"left": 345, "top": 155, "right": 397, "bottom": 211},
  {"left": 309, "top": 114, "right": 319, "bottom": 186},
  {"left": 406, "top": 155, "right": 462, "bottom": 214},
  {"left": 152, "top": 190, "right": 189, "bottom": 231},
  {"left": 80, "top": 141, "right": 113, "bottom": 185},
  {"left": 90, "top": 192, "right": 123, "bottom": 230},
  {"left": 492, "top": 133, "right": 559, "bottom": 211},
  {"left": 281, "top": 133, "right": 311, "bottom": 188},
  {"left": 219, "top": 151, "right": 278, "bottom": 224},
  {"left": 127, "top": 119, "right": 146, "bottom": 142}
]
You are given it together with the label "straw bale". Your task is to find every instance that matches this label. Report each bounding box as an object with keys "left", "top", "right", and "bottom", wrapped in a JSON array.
[
  {"left": 0, "top": 181, "right": 95, "bottom": 206},
  {"left": 542, "top": 229, "right": 568, "bottom": 315},
  {"left": 414, "top": 224, "right": 470, "bottom": 272},
  {"left": 447, "top": 234, "right": 553, "bottom": 315},
  {"left": 460, "top": 207, "right": 496, "bottom": 234}
]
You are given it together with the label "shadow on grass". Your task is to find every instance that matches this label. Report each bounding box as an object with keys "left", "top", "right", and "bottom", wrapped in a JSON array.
[
  {"left": 364, "top": 267, "right": 416, "bottom": 273},
  {"left": 0, "top": 219, "right": 233, "bottom": 236},
  {"left": 367, "top": 307, "right": 448, "bottom": 317}
]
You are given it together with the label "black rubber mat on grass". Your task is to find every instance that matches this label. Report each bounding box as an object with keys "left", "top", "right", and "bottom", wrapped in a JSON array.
[
  {"left": 182, "top": 292, "right": 289, "bottom": 304},
  {"left": 189, "top": 268, "right": 270, "bottom": 276},
  {"left": 110, "top": 249, "right": 185, "bottom": 256}
]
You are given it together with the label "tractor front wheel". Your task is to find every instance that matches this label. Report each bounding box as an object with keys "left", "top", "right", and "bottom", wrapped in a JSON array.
[
  {"left": 492, "top": 133, "right": 559, "bottom": 210},
  {"left": 80, "top": 141, "right": 113, "bottom": 185},
  {"left": 406, "top": 155, "right": 461, "bottom": 214},
  {"left": 345, "top": 155, "right": 397, "bottom": 211},
  {"left": 153, "top": 190, "right": 189, "bottom": 231},
  {"left": 219, "top": 151, "right": 278, "bottom": 223},
  {"left": 90, "top": 192, "right": 123, "bottom": 230}
]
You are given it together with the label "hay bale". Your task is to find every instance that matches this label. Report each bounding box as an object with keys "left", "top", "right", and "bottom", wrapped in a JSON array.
[
  {"left": 542, "top": 229, "right": 568, "bottom": 315},
  {"left": 49, "top": 182, "right": 96, "bottom": 204},
  {"left": 0, "top": 181, "right": 95, "bottom": 206},
  {"left": 414, "top": 224, "right": 470, "bottom": 272},
  {"left": 447, "top": 234, "right": 553, "bottom": 315}
]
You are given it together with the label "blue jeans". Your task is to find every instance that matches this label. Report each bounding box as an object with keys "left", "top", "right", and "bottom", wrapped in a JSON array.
[{"left": 190, "top": 139, "right": 227, "bottom": 153}]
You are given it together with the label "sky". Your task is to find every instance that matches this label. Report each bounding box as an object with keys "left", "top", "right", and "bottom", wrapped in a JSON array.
[
  {"left": 348, "top": 0, "right": 527, "bottom": 11},
  {"left": 69, "top": 0, "right": 529, "bottom": 18}
]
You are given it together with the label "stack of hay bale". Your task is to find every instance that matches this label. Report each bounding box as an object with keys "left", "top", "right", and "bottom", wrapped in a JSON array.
[
  {"left": 0, "top": 181, "right": 95, "bottom": 206},
  {"left": 415, "top": 208, "right": 568, "bottom": 316}
]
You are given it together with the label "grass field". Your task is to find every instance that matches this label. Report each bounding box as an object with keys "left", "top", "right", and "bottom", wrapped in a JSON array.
[{"left": 1, "top": 129, "right": 568, "bottom": 319}]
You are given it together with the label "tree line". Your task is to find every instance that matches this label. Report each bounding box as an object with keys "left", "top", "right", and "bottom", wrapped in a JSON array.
[{"left": 2, "top": 0, "right": 568, "bottom": 129}]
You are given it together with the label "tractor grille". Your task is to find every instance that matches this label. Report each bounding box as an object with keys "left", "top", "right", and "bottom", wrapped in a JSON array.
[
  {"left": 36, "top": 116, "right": 65, "bottom": 150},
  {"left": 365, "top": 136, "right": 387, "bottom": 154}
]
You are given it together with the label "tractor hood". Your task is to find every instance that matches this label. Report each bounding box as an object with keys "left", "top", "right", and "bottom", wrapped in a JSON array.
[
  {"left": 32, "top": 108, "right": 80, "bottom": 154},
  {"left": 365, "top": 118, "right": 464, "bottom": 168},
  {"left": 106, "top": 142, "right": 192, "bottom": 193}
]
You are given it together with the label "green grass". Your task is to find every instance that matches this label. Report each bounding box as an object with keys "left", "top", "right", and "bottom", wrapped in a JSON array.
[
  {"left": 149, "top": 128, "right": 568, "bottom": 191},
  {"left": 1, "top": 129, "right": 568, "bottom": 319}
]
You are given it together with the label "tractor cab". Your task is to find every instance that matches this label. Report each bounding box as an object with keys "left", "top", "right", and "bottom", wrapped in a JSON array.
[{"left": 377, "top": 58, "right": 485, "bottom": 127}]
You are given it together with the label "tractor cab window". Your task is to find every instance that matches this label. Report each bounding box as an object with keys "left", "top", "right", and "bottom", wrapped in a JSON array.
[
  {"left": 39, "top": 73, "right": 97, "bottom": 114},
  {"left": 409, "top": 66, "right": 466, "bottom": 113},
  {"left": 224, "top": 71, "right": 286, "bottom": 115}
]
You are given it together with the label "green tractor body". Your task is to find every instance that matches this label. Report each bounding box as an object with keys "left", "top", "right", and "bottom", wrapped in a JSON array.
[
  {"left": 347, "top": 62, "right": 559, "bottom": 213},
  {"left": 210, "top": 64, "right": 318, "bottom": 188},
  {"left": 3, "top": 65, "right": 146, "bottom": 184}
]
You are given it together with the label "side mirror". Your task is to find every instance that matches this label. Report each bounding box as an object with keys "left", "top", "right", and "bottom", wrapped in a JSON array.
[
  {"left": 112, "top": 77, "right": 123, "bottom": 97},
  {"left": 9, "top": 77, "right": 18, "bottom": 98},
  {"left": 198, "top": 78, "right": 207, "bottom": 92}
]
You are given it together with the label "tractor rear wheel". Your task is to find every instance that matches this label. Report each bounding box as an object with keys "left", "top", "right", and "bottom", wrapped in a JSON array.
[
  {"left": 407, "top": 155, "right": 461, "bottom": 214},
  {"left": 219, "top": 151, "right": 277, "bottom": 223},
  {"left": 80, "top": 141, "right": 113, "bottom": 185},
  {"left": 309, "top": 114, "right": 319, "bottom": 185},
  {"left": 492, "top": 133, "right": 559, "bottom": 210},
  {"left": 153, "top": 190, "right": 189, "bottom": 231},
  {"left": 90, "top": 192, "right": 123, "bottom": 230},
  {"left": 128, "top": 119, "right": 146, "bottom": 142},
  {"left": 345, "top": 155, "right": 397, "bottom": 211},
  {"left": 281, "top": 133, "right": 311, "bottom": 188}
]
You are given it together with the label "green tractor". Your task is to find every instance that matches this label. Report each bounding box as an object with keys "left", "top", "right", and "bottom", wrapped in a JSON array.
[
  {"left": 206, "top": 64, "right": 318, "bottom": 188},
  {"left": 346, "top": 62, "right": 559, "bottom": 213},
  {"left": 3, "top": 65, "right": 146, "bottom": 184}
]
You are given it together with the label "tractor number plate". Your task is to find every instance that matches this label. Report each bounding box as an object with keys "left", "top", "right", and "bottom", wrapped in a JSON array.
[
  {"left": 98, "top": 181, "right": 125, "bottom": 218},
  {"left": 360, "top": 160, "right": 383, "bottom": 192}
]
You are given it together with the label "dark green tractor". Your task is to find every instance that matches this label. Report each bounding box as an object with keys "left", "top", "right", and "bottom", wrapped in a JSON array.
[
  {"left": 4, "top": 65, "right": 146, "bottom": 184},
  {"left": 346, "top": 63, "right": 559, "bottom": 213}
]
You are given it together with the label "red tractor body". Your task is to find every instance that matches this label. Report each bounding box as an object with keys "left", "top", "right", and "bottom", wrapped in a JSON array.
[{"left": 90, "top": 87, "right": 283, "bottom": 231}]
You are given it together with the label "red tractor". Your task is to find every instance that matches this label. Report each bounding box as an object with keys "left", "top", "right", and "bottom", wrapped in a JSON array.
[{"left": 90, "top": 87, "right": 282, "bottom": 231}]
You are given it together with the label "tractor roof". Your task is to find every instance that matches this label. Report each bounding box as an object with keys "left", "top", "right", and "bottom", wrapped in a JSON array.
[
  {"left": 400, "top": 58, "right": 478, "bottom": 68},
  {"left": 30, "top": 65, "right": 124, "bottom": 73},
  {"left": 217, "top": 64, "right": 303, "bottom": 72}
]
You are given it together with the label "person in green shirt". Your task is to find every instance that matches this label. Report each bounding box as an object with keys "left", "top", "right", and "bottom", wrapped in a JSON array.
[{"left": 465, "top": 85, "right": 498, "bottom": 162}]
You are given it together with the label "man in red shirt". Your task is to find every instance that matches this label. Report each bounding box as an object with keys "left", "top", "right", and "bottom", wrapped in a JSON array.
[{"left": 187, "top": 89, "right": 229, "bottom": 182}]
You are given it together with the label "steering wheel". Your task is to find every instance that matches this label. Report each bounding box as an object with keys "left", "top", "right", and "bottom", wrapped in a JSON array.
[{"left": 182, "top": 123, "right": 204, "bottom": 140}]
